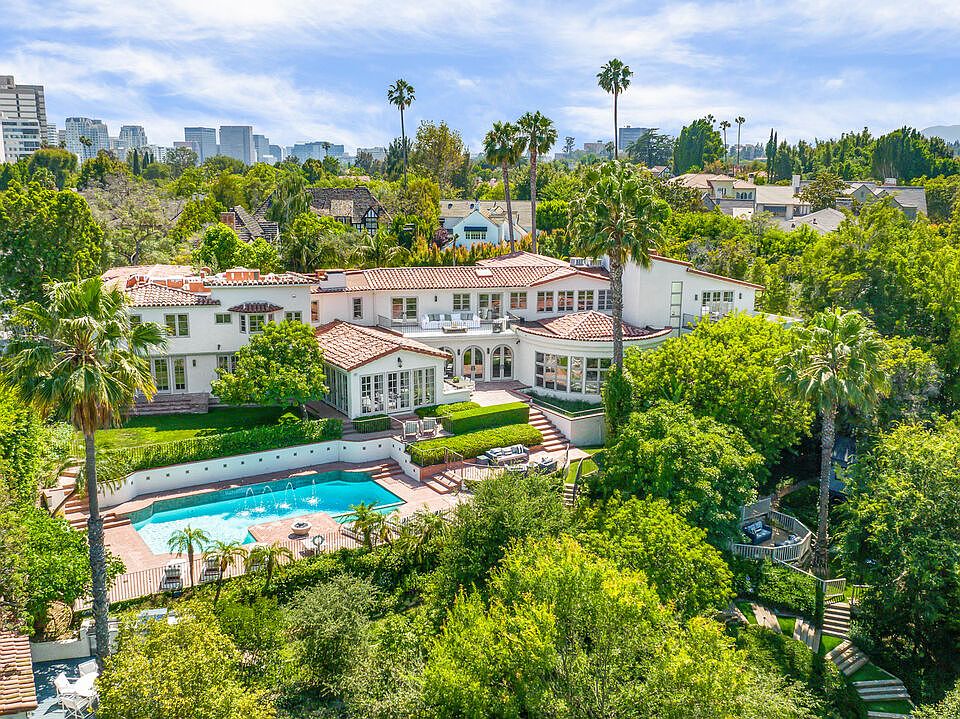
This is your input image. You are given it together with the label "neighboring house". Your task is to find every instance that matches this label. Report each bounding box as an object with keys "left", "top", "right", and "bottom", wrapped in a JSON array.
[
  {"left": 674, "top": 173, "right": 758, "bottom": 216},
  {"left": 646, "top": 165, "right": 671, "bottom": 178},
  {"left": 439, "top": 200, "right": 532, "bottom": 248},
  {"left": 754, "top": 184, "right": 811, "bottom": 219},
  {"left": 0, "top": 632, "right": 37, "bottom": 719},
  {"left": 307, "top": 186, "right": 389, "bottom": 235},
  {"left": 775, "top": 207, "right": 846, "bottom": 235},
  {"left": 838, "top": 181, "right": 928, "bottom": 219},
  {"left": 220, "top": 204, "right": 280, "bottom": 244}
]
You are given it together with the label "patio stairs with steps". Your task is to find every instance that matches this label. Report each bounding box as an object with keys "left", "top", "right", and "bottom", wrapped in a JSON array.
[
  {"left": 562, "top": 483, "right": 578, "bottom": 506},
  {"left": 130, "top": 391, "right": 210, "bottom": 416},
  {"left": 823, "top": 601, "right": 852, "bottom": 638},
  {"left": 793, "top": 616, "right": 821, "bottom": 652},
  {"left": 855, "top": 679, "right": 913, "bottom": 704},
  {"left": 750, "top": 603, "right": 782, "bottom": 633},
  {"left": 825, "top": 640, "right": 870, "bottom": 676},
  {"left": 422, "top": 471, "right": 461, "bottom": 495},
  {"left": 527, "top": 405, "right": 567, "bottom": 453}
]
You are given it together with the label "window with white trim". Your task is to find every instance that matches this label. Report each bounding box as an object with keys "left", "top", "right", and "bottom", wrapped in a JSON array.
[
  {"left": 130, "top": 314, "right": 142, "bottom": 326},
  {"left": 452, "top": 293, "right": 470, "bottom": 311},
  {"left": 391, "top": 297, "right": 417, "bottom": 320},
  {"left": 536, "top": 291, "right": 554, "bottom": 312},
  {"left": 577, "top": 290, "right": 595, "bottom": 311},
  {"left": 164, "top": 313, "right": 189, "bottom": 337},
  {"left": 557, "top": 290, "right": 574, "bottom": 312},
  {"left": 285, "top": 311, "right": 302, "bottom": 322},
  {"left": 464, "top": 229, "right": 485, "bottom": 242},
  {"left": 509, "top": 292, "right": 527, "bottom": 310},
  {"left": 248, "top": 314, "right": 267, "bottom": 333},
  {"left": 352, "top": 297, "right": 363, "bottom": 319},
  {"left": 216, "top": 354, "right": 238, "bottom": 374},
  {"left": 597, "top": 290, "right": 612, "bottom": 311},
  {"left": 215, "top": 313, "right": 232, "bottom": 325}
]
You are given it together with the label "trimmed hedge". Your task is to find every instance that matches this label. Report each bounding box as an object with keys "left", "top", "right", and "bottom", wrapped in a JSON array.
[
  {"left": 409, "top": 423, "right": 542, "bottom": 466},
  {"left": 415, "top": 401, "right": 479, "bottom": 419},
  {"left": 730, "top": 556, "right": 817, "bottom": 619},
  {"left": 352, "top": 414, "right": 390, "bottom": 433},
  {"left": 440, "top": 401, "right": 529, "bottom": 434},
  {"left": 105, "top": 418, "right": 343, "bottom": 473}
]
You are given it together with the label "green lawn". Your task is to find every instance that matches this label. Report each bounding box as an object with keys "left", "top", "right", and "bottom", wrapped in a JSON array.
[
  {"left": 90, "top": 406, "right": 289, "bottom": 450},
  {"left": 735, "top": 600, "right": 757, "bottom": 624},
  {"left": 849, "top": 662, "right": 895, "bottom": 683},
  {"left": 777, "top": 616, "right": 796, "bottom": 636},
  {"left": 865, "top": 699, "right": 913, "bottom": 715},
  {"left": 819, "top": 634, "right": 843, "bottom": 655},
  {"left": 566, "top": 448, "right": 603, "bottom": 483}
]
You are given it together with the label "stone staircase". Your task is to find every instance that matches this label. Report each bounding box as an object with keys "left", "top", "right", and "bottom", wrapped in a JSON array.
[
  {"left": 130, "top": 392, "right": 209, "bottom": 416},
  {"left": 855, "top": 678, "right": 913, "bottom": 704},
  {"left": 562, "top": 483, "right": 578, "bottom": 507},
  {"left": 57, "top": 473, "right": 130, "bottom": 532},
  {"left": 526, "top": 405, "right": 568, "bottom": 453},
  {"left": 826, "top": 640, "right": 870, "bottom": 676},
  {"left": 793, "top": 615, "right": 821, "bottom": 652},
  {"left": 823, "top": 601, "right": 852, "bottom": 638},
  {"left": 750, "top": 603, "right": 782, "bottom": 633}
]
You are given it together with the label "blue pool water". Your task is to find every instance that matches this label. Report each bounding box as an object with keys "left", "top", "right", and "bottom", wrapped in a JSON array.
[{"left": 130, "top": 470, "right": 403, "bottom": 554}]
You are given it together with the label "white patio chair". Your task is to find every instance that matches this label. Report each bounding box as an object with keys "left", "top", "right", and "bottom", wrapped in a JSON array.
[
  {"left": 420, "top": 417, "right": 439, "bottom": 437},
  {"left": 402, "top": 420, "right": 419, "bottom": 440},
  {"left": 78, "top": 659, "right": 99, "bottom": 677},
  {"left": 60, "top": 691, "right": 94, "bottom": 719}
]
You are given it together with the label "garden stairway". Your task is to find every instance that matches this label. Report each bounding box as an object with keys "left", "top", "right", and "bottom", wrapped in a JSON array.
[
  {"left": 526, "top": 405, "right": 568, "bottom": 453},
  {"left": 750, "top": 603, "right": 782, "bottom": 633},
  {"left": 823, "top": 601, "right": 852, "bottom": 638},
  {"left": 793, "top": 616, "right": 821, "bottom": 652},
  {"left": 825, "top": 640, "right": 870, "bottom": 676}
]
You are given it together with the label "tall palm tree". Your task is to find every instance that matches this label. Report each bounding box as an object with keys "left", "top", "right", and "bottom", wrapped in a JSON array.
[
  {"left": 353, "top": 229, "right": 409, "bottom": 268},
  {"left": 777, "top": 309, "right": 889, "bottom": 573},
  {"left": 202, "top": 540, "right": 247, "bottom": 605},
  {"left": 349, "top": 501, "right": 383, "bottom": 550},
  {"left": 720, "top": 120, "right": 732, "bottom": 168},
  {"left": 597, "top": 59, "right": 633, "bottom": 159},
  {"left": 246, "top": 542, "right": 293, "bottom": 594},
  {"left": 483, "top": 121, "right": 524, "bottom": 252},
  {"left": 386, "top": 79, "right": 415, "bottom": 187},
  {"left": 1, "top": 277, "right": 166, "bottom": 665},
  {"left": 167, "top": 526, "right": 211, "bottom": 588},
  {"left": 517, "top": 112, "right": 558, "bottom": 254},
  {"left": 735, "top": 116, "right": 746, "bottom": 172},
  {"left": 568, "top": 161, "right": 670, "bottom": 368}
]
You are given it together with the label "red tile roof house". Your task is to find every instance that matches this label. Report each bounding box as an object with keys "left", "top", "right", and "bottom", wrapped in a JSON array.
[
  {"left": 103, "top": 251, "right": 761, "bottom": 418},
  {"left": 0, "top": 632, "right": 37, "bottom": 719}
]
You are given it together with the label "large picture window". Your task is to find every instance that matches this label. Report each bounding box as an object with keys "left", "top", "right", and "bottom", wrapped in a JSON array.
[{"left": 536, "top": 352, "right": 610, "bottom": 395}]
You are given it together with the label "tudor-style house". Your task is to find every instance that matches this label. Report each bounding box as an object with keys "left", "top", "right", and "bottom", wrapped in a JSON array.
[
  {"left": 307, "top": 186, "right": 389, "bottom": 234},
  {"left": 105, "top": 252, "right": 761, "bottom": 418}
]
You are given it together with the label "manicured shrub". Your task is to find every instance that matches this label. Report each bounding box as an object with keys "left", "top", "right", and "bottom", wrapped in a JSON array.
[
  {"left": 415, "top": 401, "right": 479, "bottom": 418},
  {"left": 440, "top": 401, "right": 529, "bottom": 434},
  {"left": 409, "top": 423, "right": 542, "bottom": 466},
  {"left": 352, "top": 414, "right": 391, "bottom": 433},
  {"left": 731, "top": 557, "right": 817, "bottom": 618},
  {"left": 105, "top": 418, "right": 343, "bottom": 473}
]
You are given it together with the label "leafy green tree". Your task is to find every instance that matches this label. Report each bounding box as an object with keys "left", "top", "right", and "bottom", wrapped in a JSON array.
[
  {"left": 913, "top": 680, "right": 960, "bottom": 718},
  {"left": 265, "top": 170, "right": 309, "bottom": 230},
  {"left": 165, "top": 145, "right": 198, "bottom": 178},
  {"left": 626, "top": 129, "right": 675, "bottom": 167},
  {"left": 598, "top": 402, "right": 763, "bottom": 544},
  {"left": 483, "top": 121, "right": 525, "bottom": 252},
  {"left": 1, "top": 277, "right": 166, "bottom": 664},
  {"left": 212, "top": 320, "right": 327, "bottom": 417},
  {"left": 569, "top": 160, "right": 670, "bottom": 367},
  {"left": 200, "top": 155, "right": 246, "bottom": 177},
  {"left": 353, "top": 228, "right": 409, "bottom": 268},
  {"left": 625, "top": 313, "right": 812, "bottom": 465},
  {"left": 534, "top": 199, "right": 569, "bottom": 233},
  {"left": 601, "top": 364, "right": 632, "bottom": 437},
  {"left": 411, "top": 120, "right": 467, "bottom": 191},
  {"left": 0, "top": 393, "right": 50, "bottom": 504},
  {"left": 673, "top": 117, "right": 724, "bottom": 174},
  {"left": 167, "top": 525, "right": 210, "bottom": 587},
  {"left": 778, "top": 309, "right": 888, "bottom": 572},
  {"left": 578, "top": 497, "right": 733, "bottom": 618},
  {"left": 922, "top": 174, "right": 960, "bottom": 222},
  {"left": 97, "top": 608, "right": 276, "bottom": 719},
  {"left": 0, "top": 181, "right": 104, "bottom": 302},
  {"left": 245, "top": 541, "right": 293, "bottom": 594},
  {"left": 243, "top": 236, "right": 282, "bottom": 273},
  {"left": 285, "top": 574, "right": 382, "bottom": 695},
  {"left": 348, "top": 501, "right": 385, "bottom": 550},
  {"left": 841, "top": 420, "right": 960, "bottom": 700},
  {"left": 387, "top": 79, "right": 415, "bottom": 186},
  {"left": 192, "top": 222, "right": 246, "bottom": 271},
  {"left": 877, "top": 336, "right": 942, "bottom": 427},
  {"left": 517, "top": 111, "right": 557, "bottom": 253},
  {"left": 27, "top": 147, "right": 77, "bottom": 189},
  {"left": 597, "top": 58, "right": 632, "bottom": 159},
  {"left": 76, "top": 150, "right": 129, "bottom": 189},
  {"left": 206, "top": 170, "right": 245, "bottom": 209},
  {"left": 797, "top": 170, "right": 846, "bottom": 210},
  {"left": 281, "top": 212, "right": 349, "bottom": 271},
  {"left": 872, "top": 126, "right": 959, "bottom": 182}
]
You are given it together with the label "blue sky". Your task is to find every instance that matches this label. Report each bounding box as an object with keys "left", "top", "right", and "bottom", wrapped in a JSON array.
[{"left": 4, "top": 0, "right": 959, "bottom": 153}]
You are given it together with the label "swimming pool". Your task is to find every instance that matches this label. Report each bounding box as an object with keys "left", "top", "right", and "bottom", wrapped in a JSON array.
[{"left": 129, "top": 470, "right": 403, "bottom": 554}]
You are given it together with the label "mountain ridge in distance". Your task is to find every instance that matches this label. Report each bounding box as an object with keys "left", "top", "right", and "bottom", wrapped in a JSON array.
[{"left": 923, "top": 125, "right": 960, "bottom": 143}]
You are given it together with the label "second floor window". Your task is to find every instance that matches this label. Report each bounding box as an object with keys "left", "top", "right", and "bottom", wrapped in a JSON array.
[
  {"left": 353, "top": 298, "right": 363, "bottom": 319},
  {"left": 597, "top": 290, "right": 612, "bottom": 311},
  {"left": 536, "top": 291, "right": 554, "bottom": 312},
  {"left": 464, "top": 229, "right": 485, "bottom": 242},
  {"left": 215, "top": 313, "right": 232, "bottom": 325},
  {"left": 510, "top": 292, "right": 527, "bottom": 310},
  {"left": 164, "top": 313, "right": 189, "bottom": 337},
  {"left": 285, "top": 311, "right": 302, "bottom": 323},
  {"left": 248, "top": 314, "right": 267, "bottom": 333},
  {"left": 557, "top": 291, "right": 574, "bottom": 312},
  {"left": 311, "top": 300, "right": 319, "bottom": 322},
  {"left": 392, "top": 297, "right": 417, "bottom": 320},
  {"left": 577, "top": 290, "right": 595, "bottom": 311},
  {"left": 453, "top": 293, "right": 470, "bottom": 311}
]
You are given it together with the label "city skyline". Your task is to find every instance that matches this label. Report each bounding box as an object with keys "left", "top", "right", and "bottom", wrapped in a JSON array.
[{"left": 3, "top": 0, "right": 960, "bottom": 154}]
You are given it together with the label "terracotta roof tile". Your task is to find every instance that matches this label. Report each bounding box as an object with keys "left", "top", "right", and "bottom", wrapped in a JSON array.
[
  {"left": 102, "top": 264, "right": 194, "bottom": 289},
  {"left": 126, "top": 282, "right": 220, "bottom": 308},
  {"left": 315, "top": 320, "right": 450, "bottom": 371},
  {"left": 228, "top": 302, "right": 283, "bottom": 313},
  {"left": 335, "top": 264, "right": 604, "bottom": 292},
  {"left": 0, "top": 632, "right": 37, "bottom": 716},
  {"left": 518, "top": 311, "right": 672, "bottom": 342},
  {"left": 203, "top": 272, "right": 311, "bottom": 287}
]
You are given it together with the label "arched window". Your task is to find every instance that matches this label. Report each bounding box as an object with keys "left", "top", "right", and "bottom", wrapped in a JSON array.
[
  {"left": 462, "top": 346, "right": 485, "bottom": 380},
  {"left": 491, "top": 345, "right": 513, "bottom": 380},
  {"left": 439, "top": 346, "right": 454, "bottom": 379}
]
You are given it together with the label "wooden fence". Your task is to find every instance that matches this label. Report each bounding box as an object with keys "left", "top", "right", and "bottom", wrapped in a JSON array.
[{"left": 731, "top": 497, "right": 812, "bottom": 563}]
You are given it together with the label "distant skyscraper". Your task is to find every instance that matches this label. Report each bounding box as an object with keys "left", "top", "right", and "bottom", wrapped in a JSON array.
[
  {"left": 617, "top": 125, "right": 653, "bottom": 151},
  {"left": 46, "top": 123, "right": 58, "bottom": 146},
  {"left": 357, "top": 146, "right": 387, "bottom": 162},
  {"left": 0, "top": 75, "right": 48, "bottom": 162},
  {"left": 253, "top": 133, "right": 271, "bottom": 163},
  {"left": 184, "top": 126, "right": 217, "bottom": 162},
  {"left": 219, "top": 125, "right": 255, "bottom": 164},
  {"left": 65, "top": 117, "right": 110, "bottom": 160},
  {"left": 268, "top": 144, "right": 284, "bottom": 162},
  {"left": 290, "top": 141, "right": 344, "bottom": 161},
  {"left": 119, "top": 124, "right": 148, "bottom": 150}
]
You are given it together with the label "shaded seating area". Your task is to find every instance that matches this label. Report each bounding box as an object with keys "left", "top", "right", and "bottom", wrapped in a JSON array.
[
  {"left": 731, "top": 496, "right": 812, "bottom": 563},
  {"left": 420, "top": 312, "right": 481, "bottom": 331},
  {"left": 54, "top": 659, "right": 99, "bottom": 717},
  {"left": 743, "top": 519, "right": 773, "bottom": 545},
  {"left": 483, "top": 444, "right": 529, "bottom": 466}
]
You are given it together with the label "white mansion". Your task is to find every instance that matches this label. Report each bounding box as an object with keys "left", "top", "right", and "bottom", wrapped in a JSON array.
[{"left": 103, "top": 252, "right": 761, "bottom": 419}]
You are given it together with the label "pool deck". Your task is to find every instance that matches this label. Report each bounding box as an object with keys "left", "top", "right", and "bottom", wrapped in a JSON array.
[{"left": 102, "top": 459, "right": 463, "bottom": 572}]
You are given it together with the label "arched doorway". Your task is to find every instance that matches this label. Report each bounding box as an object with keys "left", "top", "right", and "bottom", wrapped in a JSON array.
[
  {"left": 439, "top": 346, "right": 454, "bottom": 379},
  {"left": 491, "top": 345, "right": 513, "bottom": 380},
  {"left": 462, "top": 346, "right": 485, "bottom": 380}
]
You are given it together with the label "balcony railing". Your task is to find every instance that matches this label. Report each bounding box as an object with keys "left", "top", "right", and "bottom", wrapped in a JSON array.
[{"left": 377, "top": 312, "right": 521, "bottom": 333}]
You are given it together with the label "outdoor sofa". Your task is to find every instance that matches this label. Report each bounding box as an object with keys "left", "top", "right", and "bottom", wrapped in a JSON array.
[
  {"left": 742, "top": 519, "right": 773, "bottom": 545},
  {"left": 484, "top": 444, "right": 529, "bottom": 466}
]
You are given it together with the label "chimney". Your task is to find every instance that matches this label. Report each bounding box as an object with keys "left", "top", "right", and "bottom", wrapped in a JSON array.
[
  {"left": 220, "top": 211, "right": 236, "bottom": 229},
  {"left": 791, "top": 174, "right": 801, "bottom": 191},
  {"left": 318, "top": 269, "right": 346, "bottom": 289}
]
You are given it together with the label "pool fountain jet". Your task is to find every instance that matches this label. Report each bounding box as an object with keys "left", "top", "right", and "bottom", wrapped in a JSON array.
[
  {"left": 260, "top": 486, "right": 275, "bottom": 512},
  {"left": 238, "top": 487, "right": 256, "bottom": 517},
  {"left": 304, "top": 478, "right": 320, "bottom": 507},
  {"left": 277, "top": 482, "right": 296, "bottom": 511}
]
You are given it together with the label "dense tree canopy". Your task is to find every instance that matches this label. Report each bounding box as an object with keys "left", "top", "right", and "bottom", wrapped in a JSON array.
[{"left": 673, "top": 117, "right": 724, "bottom": 174}]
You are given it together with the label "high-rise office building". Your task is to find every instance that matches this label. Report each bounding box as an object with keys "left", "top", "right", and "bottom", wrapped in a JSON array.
[
  {"left": 184, "top": 126, "right": 218, "bottom": 162},
  {"left": 617, "top": 126, "right": 653, "bottom": 151},
  {"left": 253, "top": 133, "right": 271, "bottom": 163},
  {"left": 357, "top": 146, "right": 387, "bottom": 162},
  {"left": 219, "top": 125, "right": 255, "bottom": 164},
  {"left": 290, "top": 141, "right": 344, "bottom": 161},
  {"left": 0, "top": 75, "right": 48, "bottom": 162},
  {"left": 268, "top": 144, "right": 284, "bottom": 162},
  {"left": 46, "top": 123, "right": 58, "bottom": 146},
  {"left": 65, "top": 117, "right": 110, "bottom": 160},
  {"left": 119, "top": 124, "right": 148, "bottom": 150}
]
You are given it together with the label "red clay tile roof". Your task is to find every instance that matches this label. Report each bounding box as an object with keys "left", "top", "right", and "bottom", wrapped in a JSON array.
[
  {"left": 315, "top": 320, "right": 451, "bottom": 371},
  {"left": 0, "top": 632, "right": 37, "bottom": 716},
  {"left": 476, "top": 251, "right": 570, "bottom": 268},
  {"left": 330, "top": 264, "right": 607, "bottom": 293},
  {"left": 518, "top": 311, "right": 673, "bottom": 342},
  {"left": 102, "top": 264, "right": 195, "bottom": 288},
  {"left": 228, "top": 302, "right": 283, "bottom": 313},
  {"left": 126, "top": 282, "right": 220, "bottom": 308},
  {"left": 204, "top": 272, "right": 311, "bottom": 287}
]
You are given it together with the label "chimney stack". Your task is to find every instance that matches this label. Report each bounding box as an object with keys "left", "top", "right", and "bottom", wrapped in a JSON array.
[{"left": 220, "top": 211, "right": 236, "bottom": 229}]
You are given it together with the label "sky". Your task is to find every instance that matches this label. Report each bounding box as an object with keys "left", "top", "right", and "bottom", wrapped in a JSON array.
[{"left": 3, "top": 0, "right": 959, "bottom": 154}]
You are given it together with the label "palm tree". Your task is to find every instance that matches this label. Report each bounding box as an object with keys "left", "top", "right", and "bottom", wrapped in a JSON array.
[
  {"left": 483, "top": 121, "right": 524, "bottom": 253},
  {"left": 202, "top": 540, "right": 247, "bottom": 605},
  {"left": 167, "top": 526, "right": 211, "bottom": 588},
  {"left": 777, "top": 309, "right": 889, "bottom": 573},
  {"left": 246, "top": 542, "right": 293, "bottom": 594},
  {"left": 568, "top": 161, "right": 670, "bottom": 368},
  {"left": 353, "top": 229, "right": 409, "bottom": 268},
  {"left": 517, "top": 112, "right": 557, "bottom": 254},
  {"left": 735, "top": 116, "right": 746, "bottom": 172},
  {"left": 349, "top": 501, "right": 383, "bottom": 550},
  {"left": 0, "top": 277, "right": 166, "bottom": 665},
  {"left": 386, "top": 79, "right": 415, "bottom": 187},
  {"left": 597, "top": 59, "right": 633, "bottom": 159},
  {"left": 720, "top": 120, "right": 732, "bottom": 168}
]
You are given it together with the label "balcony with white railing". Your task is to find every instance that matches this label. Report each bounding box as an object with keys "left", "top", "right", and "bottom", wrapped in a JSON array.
[
  {"left": 731, "top": 496, "right": 812, "bottom": 564},
  {"left": 377, "top": 312, "right": 521, "bottom": 338}
]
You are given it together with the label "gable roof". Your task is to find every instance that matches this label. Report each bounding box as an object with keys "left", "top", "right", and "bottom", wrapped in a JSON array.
[
  {"left": 307, "top": 186, "right": 388, "bottom": 224},
  {"left": 755, "top": 185, "right": 809, "bottom": 207},
  {"left": 518, "top": 311, "right": 671, "bottom": 342},
  {"left": 649, "top": 254, "right": 765, "bottom": 289},
  {"left": 0, "top": 632, "right": 37, "bottom": 717},
  {"left": 230, "top": 205, "right": 279, "bottom": 244},
  {"left": 330, "top": 263, "right": 607, "bottom": 292},
  {"left": 102, "top": 264, "right": 194, "bottom": 289},
  {"left": 126, "top": 281, "right": 220, "bottom": 308},
  {"left": 315, "top": 320, "right": 450, "bottom": 371},
  {"left": 776, "top": 208, "right": 846, "bottom": 234},
  {"left": 440, "top": 199, "right": 534, "bottom": 231}
]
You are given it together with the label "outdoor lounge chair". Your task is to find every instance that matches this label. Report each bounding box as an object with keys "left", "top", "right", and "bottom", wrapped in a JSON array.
[
  {"left": 420, "top": 417, "right": 439, "bottom": 437},
  {"left": 484, "top": 444, "right": 529, "bottom": 466},
  {"left": 402, "top": 420, "right": 419, "bottom": 441},
  {"left": 742, "top": 520, "right": 773, "bottom": 545},
  {"left": 200, "top": 556, "right": 222, "bottom": 584},
  {"left": 159, "top": 562, "right": 184, "bottom": 592},
  {"left": 77, "top": 659, "right": 99, "bottom": 678}
]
